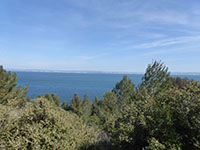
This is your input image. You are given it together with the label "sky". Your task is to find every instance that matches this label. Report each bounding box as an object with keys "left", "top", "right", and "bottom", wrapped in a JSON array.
[{"left": 1, "top": 0, "right": 200, "bottom": 73}]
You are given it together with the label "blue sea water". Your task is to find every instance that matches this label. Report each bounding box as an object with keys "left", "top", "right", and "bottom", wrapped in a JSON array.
[{"left": 16, "top": 72, "right": 200, "bottom": 103}]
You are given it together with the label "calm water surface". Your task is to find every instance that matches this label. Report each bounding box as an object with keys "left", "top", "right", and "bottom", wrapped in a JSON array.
[{"left": 16, "top": 72, "right": 200, "bottom": 103}]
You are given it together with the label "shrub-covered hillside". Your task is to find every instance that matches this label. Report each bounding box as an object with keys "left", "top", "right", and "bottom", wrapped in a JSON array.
[{"left": 0, "top": 61, "right": 200, "bottom": 150}]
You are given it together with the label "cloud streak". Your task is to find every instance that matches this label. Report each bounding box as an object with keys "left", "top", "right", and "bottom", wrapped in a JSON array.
[{"left": 128, "top": 36, "right": 200, "bottom": 50}]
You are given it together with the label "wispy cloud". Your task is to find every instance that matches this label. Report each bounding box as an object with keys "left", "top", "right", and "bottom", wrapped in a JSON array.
[
  {"left": 68, "top": 0, "right": 198, "bottom": 26},
  {"left": 143, "top": 45, "right": 200, "bottom": 56},
  {"left": 140, "top": 12, "right": 189, "bottom": 25},
  {"left": 128, "top": 36, "right": 200, "bottom": 50},
  {"left": 78, "top": 52, "right": 110, "bottom": 61}
]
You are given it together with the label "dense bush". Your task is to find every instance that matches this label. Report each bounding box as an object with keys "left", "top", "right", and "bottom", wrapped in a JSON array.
[{"left": 0, "top": 98, "right": 101, "bottom": 150}]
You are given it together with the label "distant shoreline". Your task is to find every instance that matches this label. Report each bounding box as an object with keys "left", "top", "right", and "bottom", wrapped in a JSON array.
[
  {"left": 7, "top": 69, "right": 200, "bottom": 76},
  {"left": 7, "top": 69, "right": 143, "bottom": 75}
]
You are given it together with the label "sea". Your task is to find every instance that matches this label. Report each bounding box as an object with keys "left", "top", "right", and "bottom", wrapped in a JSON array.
[{"left": 16, "top": 72, "right": 200, "bottom": 103}]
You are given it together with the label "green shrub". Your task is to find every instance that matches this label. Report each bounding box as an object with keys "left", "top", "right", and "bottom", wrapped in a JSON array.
[{"left": 0, "top": 98, "right": 101, "bottom": 150}]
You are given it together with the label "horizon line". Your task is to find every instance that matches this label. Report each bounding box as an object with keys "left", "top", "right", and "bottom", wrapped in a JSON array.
[{"left": 6, "top": 68, "right": 200, "bottom": 76}]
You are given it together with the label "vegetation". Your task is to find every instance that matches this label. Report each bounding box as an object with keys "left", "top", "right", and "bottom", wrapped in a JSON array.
[
  {"left": 0, "top": 61, "right": 200, "bottom": 149},
  {"left": 0, "top": 66, "right": 28, "bottom": 105},
  {"left": 0, "top": 99, "right": 100, "bottom": 150}
]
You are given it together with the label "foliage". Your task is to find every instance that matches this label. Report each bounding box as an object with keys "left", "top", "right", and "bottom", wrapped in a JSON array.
[
  {"left": 81, "top": 94, "right": 92, "bottom": 116},
  {"left": 170, "top": 77, "right": 192, "bottom": 89},
  {"left": 61, "top": 101, "right": 69, "bottom": 111},
  {"left": 0, "top": 98, "right": 101, "bottom": 150},
  {"left": 113, "top": 75, "right": 135, "bottom": 104},
  {"left": 51, "top": 93, "right": 61, "bottom": 106},
  {"left": 112, "top": 62, "right": 200, "bottom": 150},
  {"left": 144, "top": 138, "right": 166, "bottom": 150},
  {"left": 140, "top": 61, "right": 170, "bottom": 96},
  {"left": 43, "top": 93, "right": 60, "bottom": 106},
  {"left": 0, "top": 66, "right": 28, "bottom": 104},
  {"left": 70, "top": 93, "right": 83, "bottom": 115},
  {"left": 92, "top": 91, "right": 119, "bottom": 132}
]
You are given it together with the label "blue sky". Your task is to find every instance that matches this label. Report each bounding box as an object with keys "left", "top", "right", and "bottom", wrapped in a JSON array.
[{"left": 1, "top": 0, "right": 200, "bottom": 73}]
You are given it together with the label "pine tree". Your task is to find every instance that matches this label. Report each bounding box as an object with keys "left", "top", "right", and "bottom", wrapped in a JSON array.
[
  {"left": 94, "top": 97, "right": 99, "bottom": 104},
  {"left": 61, "top": 101, "right": 68, "bottom": 111},
  {"left": 140, "top": 61, "right": 170, "bottom": 96},
  {"left": 113, "top": 75, "right": 135, "bottom": 104},
  {"left": 43, "top": 93, "right": 60, "bottom": 106},
  {"left": 0, "top": 66, "right": 28, "bottom": 104},
  {"left": 51, "top": 93, "right": 60, "bottom": 106},
  {"left": 43, "top": 93, "right": 54, "bottom": 103},
  {"left": 81, "top": 94, "right": 92, "bottom": 116},
  {"left": 70, "top": 93, "right": 82, "bottom": 115}
]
